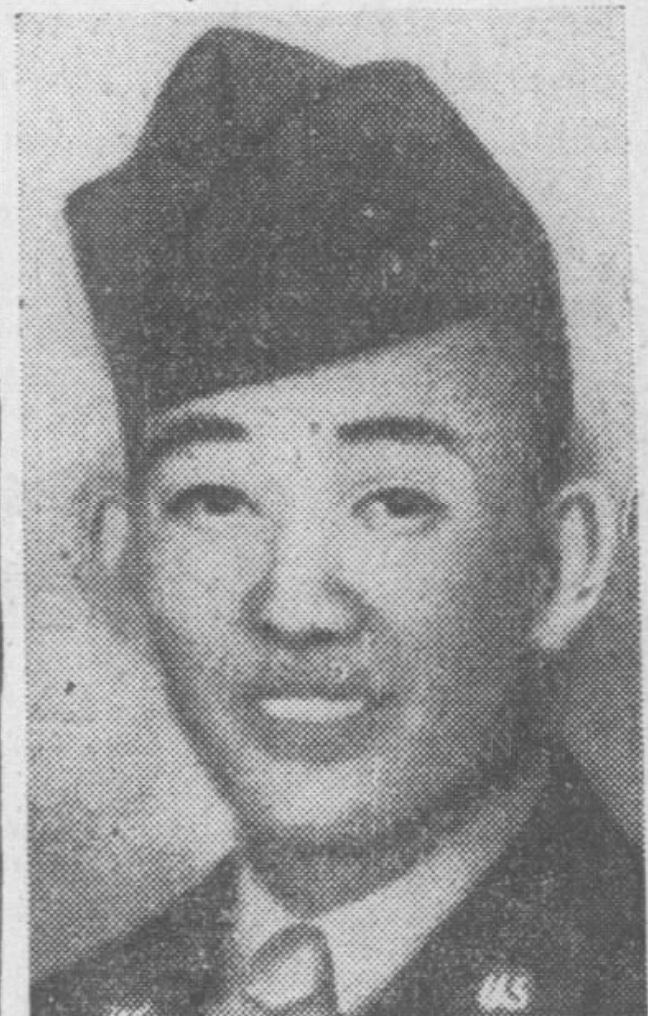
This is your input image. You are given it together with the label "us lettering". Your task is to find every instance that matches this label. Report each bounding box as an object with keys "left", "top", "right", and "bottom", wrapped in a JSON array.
[{"left": 478, "top": 971, "right": 532, "bottom": 1012}]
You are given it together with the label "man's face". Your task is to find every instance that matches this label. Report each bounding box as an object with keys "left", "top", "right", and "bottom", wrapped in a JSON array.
[{"left": 132, "top": 323, "right": 543, "bottom": 853}]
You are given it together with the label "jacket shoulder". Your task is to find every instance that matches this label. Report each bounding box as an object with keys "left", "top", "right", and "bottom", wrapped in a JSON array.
[
  {"left": 31, "top": 854, "right": 238, "bottom": 1016},
  {"left": 486, "top": 752, "right": 645, "bottom": 1013},
  {"left": 381, "top": 752, "right": 646, "bottom": 1016},
  {"left": 547, "top": 758, "right": 645, "bottom": 1014}
]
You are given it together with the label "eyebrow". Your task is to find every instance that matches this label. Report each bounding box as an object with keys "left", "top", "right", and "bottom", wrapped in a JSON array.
[
  {"left": 143, "top": 411, "right": 464, "bottom": 465},
  {"left": 337, "top": 415, "right": 463, "bottom": 453},
  {"left": 144, "top": 415, "right": 249, "bottom": 462}
]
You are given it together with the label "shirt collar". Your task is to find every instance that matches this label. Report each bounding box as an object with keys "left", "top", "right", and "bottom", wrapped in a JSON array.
[{"left": 236, "top": 760, "right": 547, "bottom": 1013}]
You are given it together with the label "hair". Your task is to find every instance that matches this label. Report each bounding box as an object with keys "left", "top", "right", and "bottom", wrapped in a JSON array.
[{"left": 487, "top": 279, "right": 573, "bottom": 502}]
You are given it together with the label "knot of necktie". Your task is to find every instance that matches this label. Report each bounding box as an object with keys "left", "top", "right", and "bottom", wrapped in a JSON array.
[{"left": 242, "top": 924, "right": 339, "bottom": 1016}]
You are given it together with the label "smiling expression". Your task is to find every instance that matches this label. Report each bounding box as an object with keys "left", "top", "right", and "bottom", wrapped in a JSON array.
[{"left": 130, "top": 322, "right": 545, "bottom": 852}]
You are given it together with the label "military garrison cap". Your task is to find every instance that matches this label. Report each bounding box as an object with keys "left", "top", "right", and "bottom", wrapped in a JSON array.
[{"left": 66, "top": 27, "right": 566, "bottom": 431}]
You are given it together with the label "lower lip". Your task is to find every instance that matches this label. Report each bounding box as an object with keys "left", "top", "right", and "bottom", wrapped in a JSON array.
[{"left": 233, "top": 693, "right": 397, "bottom": 764}]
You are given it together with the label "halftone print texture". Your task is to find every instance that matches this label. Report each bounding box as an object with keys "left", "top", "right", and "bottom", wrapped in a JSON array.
[{"left": 20, "top": 12, "right": 644, "bottom": 1016}]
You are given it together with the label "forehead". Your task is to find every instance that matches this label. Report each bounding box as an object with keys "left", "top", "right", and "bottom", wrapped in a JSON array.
[{"left": 145, "top": 321, "right": 531, "bottom": 441}]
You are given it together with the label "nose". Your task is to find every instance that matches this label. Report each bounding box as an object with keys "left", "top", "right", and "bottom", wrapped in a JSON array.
[{"left": 247, "top": 516, "right": 365, "bottom": 649}]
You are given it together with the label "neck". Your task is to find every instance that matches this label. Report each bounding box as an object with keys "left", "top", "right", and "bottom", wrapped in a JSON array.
[{"left": 241, "top": 832, "right": 424, "bottom": 918}]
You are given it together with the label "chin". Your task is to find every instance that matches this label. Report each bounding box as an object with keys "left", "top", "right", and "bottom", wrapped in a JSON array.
[
  {"left": 210, "top": 748, "right": 401, "bottom": 856},
  {"left": 219, "top": 748, "right": 478, "bottom": 862}
]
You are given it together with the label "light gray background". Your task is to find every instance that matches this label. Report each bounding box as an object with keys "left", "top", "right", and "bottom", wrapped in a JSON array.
[{"left": 20, "top": 10, "right": 641, "bottom": 979}]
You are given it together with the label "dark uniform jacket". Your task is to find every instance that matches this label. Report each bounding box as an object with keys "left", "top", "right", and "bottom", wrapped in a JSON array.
[{"left": 32, "top": 752, "right": 646, "bottom": 1016}]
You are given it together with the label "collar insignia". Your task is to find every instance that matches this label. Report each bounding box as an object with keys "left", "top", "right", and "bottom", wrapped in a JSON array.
[{"left": 478, "top": 970, "right": 533, "bottom": 1012}]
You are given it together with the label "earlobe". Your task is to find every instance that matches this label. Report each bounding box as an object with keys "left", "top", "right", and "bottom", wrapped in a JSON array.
[{"left": 531, "top": 479, "right": 618, "bottom": 652}]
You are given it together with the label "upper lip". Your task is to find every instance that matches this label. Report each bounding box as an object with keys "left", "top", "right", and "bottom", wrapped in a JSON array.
[
  {"left": 231, "top": 654, "right": 396, "bottom": 706},
  {"left": 248, "top": 688, "right": 392, "bottom": 702},
  {"left": 239, "top": 675, "right": 394, "bottom": 707}
]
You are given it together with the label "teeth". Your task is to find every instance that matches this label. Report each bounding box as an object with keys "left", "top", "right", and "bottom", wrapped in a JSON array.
[{"left": 259, "top": 697, "right": 366, "bottom": 723}]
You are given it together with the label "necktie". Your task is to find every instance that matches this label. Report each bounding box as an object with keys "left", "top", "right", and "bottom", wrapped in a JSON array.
[
  {"left": 210, "top": 924, "right": 339, "bottom": 1016},
  {"left": 244, "top": 924, "right": 339, "bottom": 1016}
]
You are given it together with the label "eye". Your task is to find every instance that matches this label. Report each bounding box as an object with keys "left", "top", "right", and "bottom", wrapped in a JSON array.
[
  {"left": 164, "top": 484, "right": 256, "bottom": 525},
  {"left": 354, "top": 487, "right": 446, "bottom": 534}
]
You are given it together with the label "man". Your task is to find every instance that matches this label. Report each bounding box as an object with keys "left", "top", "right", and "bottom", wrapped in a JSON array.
[{"left": 32, "top": 25, "right": 645, "bottom": 1016}]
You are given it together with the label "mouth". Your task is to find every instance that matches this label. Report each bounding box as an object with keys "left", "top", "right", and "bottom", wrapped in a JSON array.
[
  {"left": 258, "top": 696, "right": 369, "bottom": 723},
  {"left": 234, "top": 687, "right": 397, "bottom": 764}
]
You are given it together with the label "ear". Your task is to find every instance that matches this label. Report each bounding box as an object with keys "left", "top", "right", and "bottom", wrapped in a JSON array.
[
  {"left": 95, "top": 494, "right": 130, "bottom": 576},
  {"left": 531, "top": 478, "right": 618, "bottom": 652},
  {"left": 72, "top": 467, "right": 132, "bottom": 629}
]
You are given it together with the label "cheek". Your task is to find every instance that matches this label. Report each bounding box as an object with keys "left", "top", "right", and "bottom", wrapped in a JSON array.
[
  {"left": 342, "top": 509, "right": 536, "bottom": 664},
  {"left": 134, "top": 525, "right": 267, "bottom": 643}
]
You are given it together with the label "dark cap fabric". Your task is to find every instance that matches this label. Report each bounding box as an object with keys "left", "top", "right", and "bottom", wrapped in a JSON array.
[{"left": 66, "top": 27, "right": 565, "bottom": 426}]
